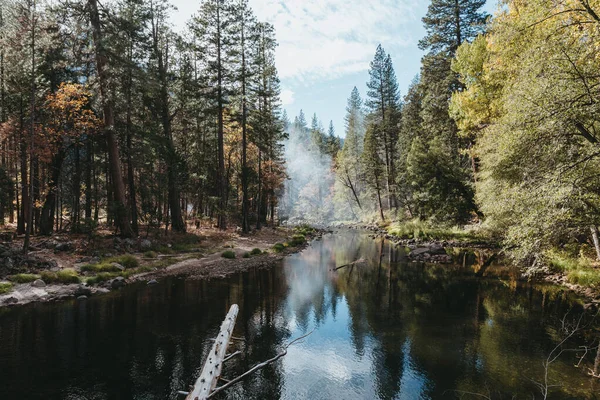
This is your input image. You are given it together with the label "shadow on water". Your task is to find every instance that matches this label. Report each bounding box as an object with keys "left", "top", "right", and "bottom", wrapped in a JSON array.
[{"left": 0, "top": 230, "right": 598, "bottom": 399}]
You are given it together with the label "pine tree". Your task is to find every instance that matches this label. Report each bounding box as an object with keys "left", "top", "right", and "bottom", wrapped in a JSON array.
[
  {"left": 190, "top": 0, "right": 235, "bottom": 230},
  {"left": 419, "top": 0, "right": 488, "bottom": 55},
  {"left": 366, "top": 45, "right": 401, "bottom": 210}
]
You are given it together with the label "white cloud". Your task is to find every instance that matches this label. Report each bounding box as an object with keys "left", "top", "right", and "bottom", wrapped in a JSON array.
[
  {"left": 281, "top": 88, "right": 295, "bottom": 106},
  {"left": 169, "top": 0, "right": 421, "bottom": 85},
  {"left": 250, "top": 0, "right": 419, "bottom": 83}
]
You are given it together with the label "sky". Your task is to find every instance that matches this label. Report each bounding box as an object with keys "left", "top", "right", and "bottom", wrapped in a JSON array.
[{"left": 169, "top": 0, "right": 499, "bottom": 138}]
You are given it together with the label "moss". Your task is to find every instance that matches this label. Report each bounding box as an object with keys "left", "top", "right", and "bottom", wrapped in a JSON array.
[
  {"left": 0, "top": 282, "right": 13, "bottom": 294},
  {"left": 250, "top": 248, "right": 262, "bottom": 255},
  {"left": 272, "top": 243, "right": 285, "bottom": 252},
  {"left": 8, "top": 273, "right": 40, "bottom": 283},
  {"left": 221, "top": 250, "right": 236, "bottom": 259},
  {"left": 41, "top": 269, "right": 80, "bottom": 284}
]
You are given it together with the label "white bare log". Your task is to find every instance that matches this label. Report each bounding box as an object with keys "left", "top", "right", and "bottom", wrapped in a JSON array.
[{"left": 186, "top": 304, "right": 239, "bottom": 400}]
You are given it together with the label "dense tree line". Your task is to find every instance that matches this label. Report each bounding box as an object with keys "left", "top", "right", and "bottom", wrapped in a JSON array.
[
  {"left": 333, "top": 0, "right": 487, "bottom": 225},
  {"left": 0, "top": 0, "right": 285, "bottom": 241}
]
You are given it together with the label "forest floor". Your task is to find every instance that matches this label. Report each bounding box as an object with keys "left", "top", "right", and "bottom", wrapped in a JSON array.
[{"left": 0, "top": 224, "right": 321, "bottom": 308}]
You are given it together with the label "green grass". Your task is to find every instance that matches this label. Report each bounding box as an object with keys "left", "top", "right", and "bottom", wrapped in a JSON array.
[
  {"left": 8, "top": 273, "right": 40, "bottom": 283},
  {"left": 82, "top": 255, "right": 140, "bottom": 273},
  {"left": 273, "top": 243, "right": 285, "bottom": 252},
  {"left": 40, "top": 269, "right": 81, "bottom": 284},
  {"left": 547, "top": 250, "right": 600, "bottom": 287},
  {"left": 250, "top": 248, "right": 262, "bottom": 255},
  {"left": 221, "top": 250, "right": 236, "bottom": 259},
  {"left": 0, "top": 282, "right": 13, "bottom": 294},
  {"left": 387, "top": 220, "right": 484, "bottom": 242},
  {"left": 143, "top": 251, "right": 158, "bottom": 258}
]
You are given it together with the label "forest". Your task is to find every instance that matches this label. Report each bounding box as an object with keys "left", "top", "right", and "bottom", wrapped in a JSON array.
[{"left": 1, "top": 0, "right": 600, "bottom": 283}]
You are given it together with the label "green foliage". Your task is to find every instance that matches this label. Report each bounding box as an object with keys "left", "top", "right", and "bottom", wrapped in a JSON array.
[
  {"left": 221, "top": 250, "right": 236, "bottom": 259},
  {"left": 547, "top": 250, "right": 600, "bottom": 287},
  {"left": 250, "top": 248, "right": 262, "bottom": 255},
  {"left": 8, "top": 274, "right": 41, "bottom": 283},
  {"left": 272, "top": 243, "right": 285, "bottom": 252},
  {"left": 144, "top": 251, "right": 158, "bottom": 258},
  {"left": 41, "top": 269, "right": 80, "bottom": 284},
  {"left": 242, "top": 252, "right": 250, "bottom": 258},
  {"left": 289, "top": 234, "right": 306, "bottom": 246},
  {"left": 388, "top": 220, "right": 484, "bottom": 242},
  {"left": 0, "top": 282, "right": 13, "bottom": 294}
]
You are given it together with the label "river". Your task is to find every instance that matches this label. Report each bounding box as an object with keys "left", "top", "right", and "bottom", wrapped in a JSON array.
[{"left": 0, "top": 230, "right": 598, "bottom": 399}]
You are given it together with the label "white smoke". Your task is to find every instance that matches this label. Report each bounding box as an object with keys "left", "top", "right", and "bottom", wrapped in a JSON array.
[{"left": 279, "top": 122, "right": 336, "bottom": 225}]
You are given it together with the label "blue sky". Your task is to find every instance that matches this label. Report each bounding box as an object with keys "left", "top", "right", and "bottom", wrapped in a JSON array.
[{"left": 171, "top": 0, "right": 498, "bottom": 138}]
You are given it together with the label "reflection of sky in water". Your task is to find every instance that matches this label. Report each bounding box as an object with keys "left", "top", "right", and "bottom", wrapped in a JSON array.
[{"left": 278, "top": 238, "right": 429, "bottom": 399}]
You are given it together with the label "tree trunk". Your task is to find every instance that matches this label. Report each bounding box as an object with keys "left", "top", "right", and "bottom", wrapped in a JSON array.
[
  {"left": 591, "top": 226, "right": 600, "bottom": 261},
  {"left": 88, "top": 0, "right": 133, "bottom": 237},
  {"left": 125, "top": 44, "right": 138, "bottom": 234},
  {"left": 216, "top": 5, "right": 227, "bottom": 230},
  {"left": 39, "top": 150, "right": 64, "bottom": 235}
]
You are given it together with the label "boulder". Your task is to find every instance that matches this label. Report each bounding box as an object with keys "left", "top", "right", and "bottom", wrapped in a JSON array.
[
  {"left": 110, "top": 277, "right": 126, "bottom": 289},
  {"left": 32, "top": 279, "right": 46, "bottom": 288},
  {"left": 147, "top": 279, "right": 158, "bottom": 285},
  {"left": 74, "top": 285, "right": 92, "bottom": 297},
  {"left": 111, "top": 263, "right": 125, "bottom": 271},
  {"left": 55, "top": 242, "right": 73, "bottom": 252},
  {"left": 77, "top": 295, "right": 88, "bottom": 300},
  {"left": 140, "top": 239, "right": 153, "bottom": 250},
  {"left": 3, "top": 297, "right": 18, "bottom": 304}
]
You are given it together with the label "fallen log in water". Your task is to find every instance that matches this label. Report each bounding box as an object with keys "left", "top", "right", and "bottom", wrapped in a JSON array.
[
  {"left": 184, "top": 305, "right": 314, "bottom": 399},
  {"left": 185, "top": 304, "right": 239, "bottom": 400}
]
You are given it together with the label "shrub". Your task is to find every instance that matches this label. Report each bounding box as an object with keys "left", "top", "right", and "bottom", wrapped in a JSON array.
[
  {"left": 221, "top": 250, "right": 236, "bottom": 259},
  {"left": 144, "top": 251, "right": 158, "bottom": 258},
  {"left": 41, "top": 269, "right": 80, "bottom": 284},
  {"left": 0, "top": 282, "right": 13, "bottom": 294},
  {"left": 250, "top": 248, "right": 262, "bottom": 255},
  {"left": 289, "top": 234, "right": 306, "bottom": 246},
  {"left": 272, "top": 243, "right": 285, "bottom": 252},
  {"left": 243, "top": 252, "right": 250, "bottom": 258},
  {"left": 81, "top": 263, "right": 121, "bottom": 273},
  {"left": 103, "top": 254, "right": 139, "bottom": 269},
  {"left": 8, "top": 273, "right": 40, "bottom": 283}
]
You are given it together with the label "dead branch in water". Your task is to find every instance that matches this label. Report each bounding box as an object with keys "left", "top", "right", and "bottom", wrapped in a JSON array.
[
  {"left": 206, "top": 329, "right": 315, "bottom": 399},
  {"left": 333, "top": 258, "right": 366, "bottom": 271}
]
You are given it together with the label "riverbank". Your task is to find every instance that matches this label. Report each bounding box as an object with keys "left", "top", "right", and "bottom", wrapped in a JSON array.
[
  {"left": 333, "top": 221, "right": 600, "bottom": 305},
  {"left": 0, "top": 225, "right": 323, "bottom": 307}
]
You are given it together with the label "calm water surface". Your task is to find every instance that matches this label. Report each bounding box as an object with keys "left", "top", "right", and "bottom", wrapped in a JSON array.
[{"left": 0, "top": 230, "right": 599, "bottom": 399}]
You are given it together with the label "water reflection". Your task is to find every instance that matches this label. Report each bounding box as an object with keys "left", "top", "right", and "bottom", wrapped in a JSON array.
[{"left": 0, "top": 230, "right": 598, "bottom": 399}]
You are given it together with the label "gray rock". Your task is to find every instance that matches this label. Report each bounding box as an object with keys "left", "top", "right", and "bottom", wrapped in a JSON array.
[
  {"left": 111, "top": 277, "right": 126, "bottom": 289},
  {"left": 74, "top": 285, "right": 92, "bottom": 297},
  {"left": 77, "top": 295, "right": 88, "bottom": 300},
  {"left": 3, "top": 297, "right": 18, "bottom": 304},
  {"left": 147, "top": 279, "right": 158, "bottom": 285},
  {"left": 428, "top": 244, "right": 447, "bottom": 255},
  {"left": 111, "top": 263, "right": 125, "bottom": 271},
  {"left": 55, "top": 242, "right": 73, "bottom": 252},
  {"left": 410, "top": 247, "right": 433, "bottom": 256},
  {"left": 140, "top": 239, "right": 153, "bottom": 250},
  {"left": 2, "top": 257, "right": 14, "bottom": 269},
  {"left": 32, "top": 279, "right": 46, "bottom": 288},
  {"left": 123, "top": 238, "right": 136, "bottom": 247}
]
